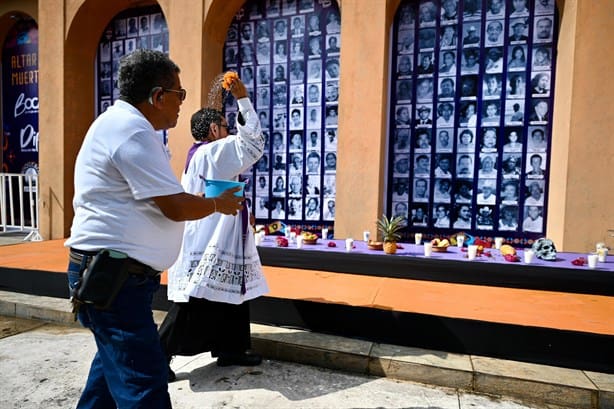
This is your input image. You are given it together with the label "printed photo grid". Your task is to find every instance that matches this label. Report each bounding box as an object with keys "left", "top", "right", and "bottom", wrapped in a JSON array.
[
  {"left": 225, "top": 0, "right": 339, "bottom": 223},
  {"left": 97, "top": 6, "right": 168, "bottom": 115},
  {"left": 389, "top": 0, "right": 555, "bottom": 240}
]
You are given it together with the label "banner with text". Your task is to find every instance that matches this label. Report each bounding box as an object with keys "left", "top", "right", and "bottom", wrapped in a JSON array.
[{"left": 2, "top": 18, "right": 39, "bottom": 176}]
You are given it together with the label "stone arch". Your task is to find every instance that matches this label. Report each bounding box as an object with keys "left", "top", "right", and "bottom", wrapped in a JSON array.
[
  {"left": 0, "top": 2, "right": 37, "bottom": 45},
  {"left": 55, "top": 1, "right": 170, "bottom": 233},
  {"left": 200, "top": 1, "right": 245, "bottom": 101}
]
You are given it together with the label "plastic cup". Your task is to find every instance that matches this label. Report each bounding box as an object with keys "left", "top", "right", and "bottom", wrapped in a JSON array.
[
  {"left": 296, "top": 235, "right": 304, "bottom": 249},
  {"left": 587, "top": 254, "right": 598, "bottom": 269},
  {"left": 290, "top": 231, "right": 297, "bottom": 243},
  {"left": 597, "top": 248, "right": 608, "bottom": 262},
  {"left": 494, "top": 237, "right": 504, "bottom": 250},
  {"left": 254, "top": 234, "right": 263, "bottom": 246},
  {"left": 456, "top": 235, "right": 465, "bottom": 248},
  {"left": 203, "top": 179, "right": 245, "bottom": 197},
  {"left": 467, "top": 245, "right": 478, "bottom": 260},
  {"left": 424, "top": 242, "right": 433, "bottom": 257},
  {"left": 322, "top": 228, "right": 329, "bottom": 240},
  {"left": 363, "top": 231, "right": 370, "bottom": 242},
  {"left": 524, "top": 249, "right": 534, "bottom": 264},
  {"left": 414, "top": 233, "right": 423, "bottom": 245},
  {"left": 345, "top": 238, "right": 354, "bottom": 252}
]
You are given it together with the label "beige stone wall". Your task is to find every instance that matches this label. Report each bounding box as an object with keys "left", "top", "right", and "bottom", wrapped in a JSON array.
[
  {"left": 549, "top": 0, "right": 614, "bottom": 251},
  {"left": 1, "top": 0, "right": 612, "bottom": 252}
]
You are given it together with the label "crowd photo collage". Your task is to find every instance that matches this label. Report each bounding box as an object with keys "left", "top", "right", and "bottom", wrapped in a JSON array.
[{"left": 389, "top": 0, "right": 556, "bottom": 241}]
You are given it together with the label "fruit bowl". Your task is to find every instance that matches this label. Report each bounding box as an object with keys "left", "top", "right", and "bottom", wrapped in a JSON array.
[
  {"left": 432, "top": 245, "right": 449, "bottom": 253},
  {"left": 367, "top": 241, "right": 384, "bottom": 250},
  {"left": 300, "top": 232, "right": 319, "bottom": 244},
  {"left": 430, "top": 238, "right": 450, "bottom": 252}
]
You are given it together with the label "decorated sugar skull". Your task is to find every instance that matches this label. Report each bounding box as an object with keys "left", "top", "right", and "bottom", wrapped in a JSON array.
[{"left": 532, "top": 238, "right": 557, "bottom": 261}]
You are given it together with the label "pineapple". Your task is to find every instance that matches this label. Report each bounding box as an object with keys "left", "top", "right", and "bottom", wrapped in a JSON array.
[{"left": 376, "top": 214, "right": 406, "bottom": 254}]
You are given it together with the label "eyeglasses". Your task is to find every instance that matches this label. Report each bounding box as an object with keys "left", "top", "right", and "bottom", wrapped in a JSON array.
[{"left": 162, "top": 88, "right": 187, "bottom": 101}]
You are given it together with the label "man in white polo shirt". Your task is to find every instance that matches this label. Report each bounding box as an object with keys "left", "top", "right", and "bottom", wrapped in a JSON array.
[{"left": 64, "top": 49, "right": 243, "bottom": 409}]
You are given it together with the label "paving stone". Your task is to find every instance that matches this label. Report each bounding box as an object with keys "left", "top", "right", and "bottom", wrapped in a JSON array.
[
  {"left": 0, "top": 290, "right": 26, "bottom": 303},
  {"left": 273, "top": 342, "right": 370, "bottom": 374},
  {"left": 0, "top": 299, "right": 16, "bottom": 316},
  {"left": 0, "top": 316, "right": 45, "bottom": 339},
  {"left": 585, "top": 371, "right": 614, "bottom": 409},
  {"left": 252, "top": 323, "right": 372, "bottom": 356},
  {"left": 472, "top": 355, "right": 596, "bottom": 409},
  {"left": 585, "top": 370, "right": 614, "bottom": 392},
  {"left": 369, "top": 343, "right": 473, "bottom": 390},
  {"left": 15, "top": 303, "right": 77, "bottom": 327}
]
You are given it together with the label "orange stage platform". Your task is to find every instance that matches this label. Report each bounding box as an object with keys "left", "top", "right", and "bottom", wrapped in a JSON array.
[
  {"left": 1, "top": 239, "right": 613, "bottom": 373},
  {"left": 0, "top": 239, "right": 612, "bottom": 335}
]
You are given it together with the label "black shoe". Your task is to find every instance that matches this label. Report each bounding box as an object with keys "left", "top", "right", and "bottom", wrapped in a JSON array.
[
  {"left": 168, "top": 366, "right": 176, "bottom": 382},
  {"left": 166, "top": 355, "right": 176, "bottom": 383},
  {"left": 216, "top": 351, "right": 262, "bottom": 367}
]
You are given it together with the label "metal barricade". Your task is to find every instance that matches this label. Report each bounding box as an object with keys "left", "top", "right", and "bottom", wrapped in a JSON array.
[{"left": 0, "top": 172, "right": 42, "bottom": 241}]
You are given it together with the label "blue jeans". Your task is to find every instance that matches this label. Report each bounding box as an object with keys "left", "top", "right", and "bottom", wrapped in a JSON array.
[{"left": 68, "top": 260, "right": 172, "bottom": 409}]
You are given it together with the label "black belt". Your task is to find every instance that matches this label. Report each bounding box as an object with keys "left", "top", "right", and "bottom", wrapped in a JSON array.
[{"left": 69, "top": 249, "right": 161, "bottom": 277}]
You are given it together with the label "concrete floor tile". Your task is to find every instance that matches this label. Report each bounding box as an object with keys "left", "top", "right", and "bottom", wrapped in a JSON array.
[
  {"left": 0, "top": 300, "right": 16, "bottom": 316},
  {"left": 366, "top": 355, "right": 390, "bottom": 377},
  {"left": 460, "top": 391, "right": 544, "bottom": 408},
  {"left": 372, "top": 343, "right": 473, "bottom": 371},
  {"left": 584, "top": 370, "right": 614, "bottom": 392},
  {"left": 472, "top": 355, "right": 595, "bottom": 388},
  {"left": 369, "top": 343, "right": 473, "bottom": 389},
  {"left": 0, "top": 290, "right": 27, "bottom": 303},
  {"left": 15, "top": 304, "right": 76, "bottom": 326},
  {"left": 0, "top": 316, "right": 45, "bottom": 339},
  {"left": 585, "top": 371, "right": 614, "bottom": 409},
  {"left": 383, "top": 358, "right": 473, "bottom": 390},
  {"left": 600, "top": 393, "right": 614, "bottom": 409},
  {"left": 253, "top": 326, "right": 372, "bottom": 356},
  {"left": 252, "top": 337, "right": 280, "bottom": 358},
  {"left": 472, "top": 355, "right": 597, "bottom": 408},
  {"left": 474, "top": 372, "right": 595, "bottom": 409},
  {"left": 275, "top": 343, "right": 370, "bottom": 374}
]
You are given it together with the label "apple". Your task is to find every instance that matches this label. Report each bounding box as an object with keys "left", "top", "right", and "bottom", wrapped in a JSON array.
[{"left": 504, "top": 254, "right": 520, "bottom": 262}]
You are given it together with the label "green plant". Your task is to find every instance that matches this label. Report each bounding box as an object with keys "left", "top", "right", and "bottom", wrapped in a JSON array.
[{"left": 376, "top": 214, "right": 406, "bottom": 243}]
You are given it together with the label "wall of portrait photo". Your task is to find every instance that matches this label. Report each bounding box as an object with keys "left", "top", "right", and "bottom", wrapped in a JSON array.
[
  {"left": 225, "top": 0, "right": 340, "bottom": 227},
  {"left": 388, "top": 0, "right": 556, "bottom": 243},
  {"left": 96, "top": 6, "right": 168, "bottom": 115}
]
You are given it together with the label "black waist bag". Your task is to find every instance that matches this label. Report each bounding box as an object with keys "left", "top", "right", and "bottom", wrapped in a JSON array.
[{"left": 75, "top": 249, "right": 131, "bottom": 310}]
